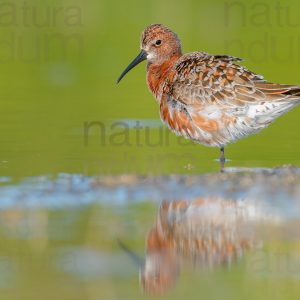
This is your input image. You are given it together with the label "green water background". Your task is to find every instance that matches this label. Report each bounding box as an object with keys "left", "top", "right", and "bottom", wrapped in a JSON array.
[
  {"left": 1, "top": 0, "right": 300, "bottom": 178},
  {"left": 0, "top": 1, "right": 300, "bottom": 300}
]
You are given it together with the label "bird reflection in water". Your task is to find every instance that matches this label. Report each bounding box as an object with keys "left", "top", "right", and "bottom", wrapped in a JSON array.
[{"left": 121, "top": 197, "right": 259, "bottom": 295}]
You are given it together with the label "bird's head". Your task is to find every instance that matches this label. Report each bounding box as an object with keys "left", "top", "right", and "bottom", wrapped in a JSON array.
[{"left": 117, "top": 24, "right": 182, "bottom": 83}]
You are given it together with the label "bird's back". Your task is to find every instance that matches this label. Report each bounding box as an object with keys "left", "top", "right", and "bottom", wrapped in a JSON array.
[{"left": 158, "top": 52, "right": 300, "bottom": 147}]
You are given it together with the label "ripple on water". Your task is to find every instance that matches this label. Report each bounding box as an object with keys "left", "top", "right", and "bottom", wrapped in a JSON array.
[{"left": 0, "top": 166, "right": 299, "bottom": 221}]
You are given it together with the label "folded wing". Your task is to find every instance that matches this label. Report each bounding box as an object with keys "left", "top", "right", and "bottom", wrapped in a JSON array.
[{"left": 160, "top": 52, "right": 300, "bottom": 146}]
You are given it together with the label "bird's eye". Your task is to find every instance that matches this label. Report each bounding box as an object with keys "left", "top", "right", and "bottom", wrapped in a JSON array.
[{"left": 155, "top": 40, "right": 162, "bottom": 46}]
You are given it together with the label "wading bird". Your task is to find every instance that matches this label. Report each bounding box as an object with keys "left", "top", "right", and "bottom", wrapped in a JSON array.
[{"left": 117, "top": 24, "right": 300, "bottom": 171}]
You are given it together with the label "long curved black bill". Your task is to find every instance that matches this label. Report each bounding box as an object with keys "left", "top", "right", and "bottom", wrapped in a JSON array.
[
  {"left": 117, "top": 238, "right": 144, "bottom": 267},
  {"left": 117, "top": 50, "right": 147, "bottom": 83}
]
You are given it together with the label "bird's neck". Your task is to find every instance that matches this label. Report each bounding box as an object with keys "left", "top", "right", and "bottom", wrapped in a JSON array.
[{"left": 146, "top": 55, "right": 181, "bottom": 100}]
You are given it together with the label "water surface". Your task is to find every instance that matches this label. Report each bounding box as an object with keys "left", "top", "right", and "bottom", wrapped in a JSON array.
[
  {"left": 0, "top": 169, "right": 300, "bottom": 299},
  {"left": 1, "top": 1, "right": 300, "bottom": 299}
]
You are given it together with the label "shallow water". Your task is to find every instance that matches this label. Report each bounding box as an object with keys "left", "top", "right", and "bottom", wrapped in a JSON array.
[
  {"left": 0, "top": 168, "right": 300, "bottom": 299},
  {"left": 1, "top": 0, "right": 300, "bottom": 299}
]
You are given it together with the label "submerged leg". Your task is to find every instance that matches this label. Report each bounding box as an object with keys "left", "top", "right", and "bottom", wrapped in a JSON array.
[{"left": 220, "top": 147, "right": 225, "bottom": 172}]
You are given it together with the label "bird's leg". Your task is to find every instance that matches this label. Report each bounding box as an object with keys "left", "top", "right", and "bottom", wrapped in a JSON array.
[{"left": 220, "top": 147, "right": 225, "bottom": 172}]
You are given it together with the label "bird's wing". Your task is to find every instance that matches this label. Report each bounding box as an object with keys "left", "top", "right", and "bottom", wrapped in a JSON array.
[{"left": 163, "top": 52, "right": 300, "bottom": 109}]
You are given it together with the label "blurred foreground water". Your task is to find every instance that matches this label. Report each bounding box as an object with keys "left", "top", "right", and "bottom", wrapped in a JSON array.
[
  {"left": 0, "top": 166, "right": 299, "bottom": 299},
  {"left": 2, "top": 0, "right": 300, "bottom": 299}
]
